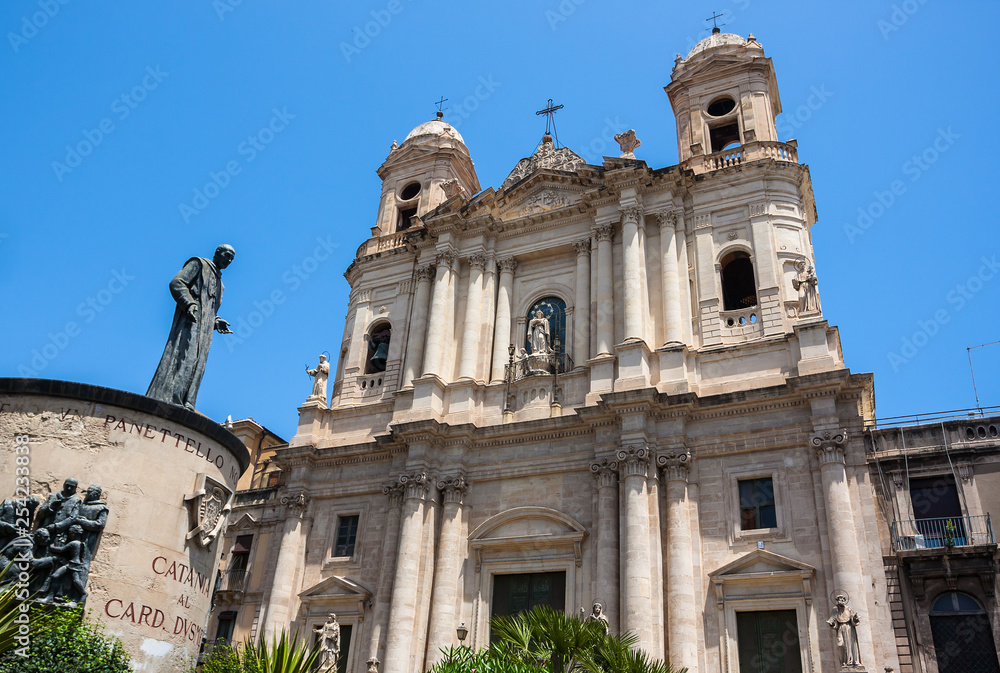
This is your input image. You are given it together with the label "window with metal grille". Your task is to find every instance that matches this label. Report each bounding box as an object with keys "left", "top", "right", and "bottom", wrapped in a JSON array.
[
  {"left": 929, "top": 592, "right": 1000, "bottom": 673},
  {"left": 333, "top": 515, "right": 359, "bottom": 557},
  {"left": 491, "top": 572, "right": 566, "bottom": 621},
  {"left": 739, "top": 477, "right": 776, "bottom": 530}
]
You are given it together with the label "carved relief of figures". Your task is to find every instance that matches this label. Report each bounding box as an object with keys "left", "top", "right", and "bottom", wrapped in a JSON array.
[
  {"left": 521, "top": 189, "right": 571, "bottom": 215},
  {"left": 792, "top": 260, "right": 820, "bottom": 315},
  {"left": 0, "top": 478, "right": 109, "bottom": 606},
  {"left": 314, "top": 613, "right": 341, "bottom": 671},
  {"left": 306, "top": 354, "right": 330, "bottom": 402},
  {"left": 827, "top": 592, "right": 862, "bottom": 668}
]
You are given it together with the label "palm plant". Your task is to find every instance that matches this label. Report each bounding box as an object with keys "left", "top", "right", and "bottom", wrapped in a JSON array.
[
  {"left": 239, "top": 629, "right": 323, "bottom": 673},
  {"left": 428, "top": 604, "right": 685, "bottom": 673}
]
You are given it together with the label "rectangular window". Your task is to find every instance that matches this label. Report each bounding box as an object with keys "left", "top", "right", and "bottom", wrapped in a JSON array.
[
  {"left": 333, "top": 515, "right": 359, "bottom": 557},
  {"left": 739, "top": 478, "right": 777, "bottom": 530},
  {"left": 266, "top": 471, "right": 280, "bottom": 487},
  {"left": 491, "top": 571, "right": 566, "bottom": 621},
  {"left": 910, "top": 475, "right": 965, "bottom": 546},
  {"left": 736, "top": 610, "right": 802, "bottom": 673},
  {"left": 231, "top": 535, "right": 252, "bottom": 571},
  {"left": 215, "top": 611, "right": 237, "bottom": 643}
]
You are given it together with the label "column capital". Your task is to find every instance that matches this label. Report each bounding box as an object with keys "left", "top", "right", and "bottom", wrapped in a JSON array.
[
  {"left": 435, "top": 250, "right": 457, "bottom": 267},
  {"left": 657, "top": 449, "right": 692, "bottom": 482},
  {"left": 573, "top": 238, "right": 592, "bottom": 255},
  {"left": 397, "top": 471, "right": 429, "bottom": 500},
  {"left": 590, "top": 458, "right": 619, "bottom": 488},
  {"left": 382, "top": 482, "right": 405, "bottom": 509},
  {"left": 467, "top": 254, "right": 487, "bottom": 270},
  {"left": 498, "top": 256, "right": 518, "bottom": 273},
  {"left": 811, "top": 429, "right": 848, "bottom": 465},
  {"left": 619, "top": 205, "right": 644, "bottom": 226},
  {"left": 415, "top": 264, "right": 436, "bottom": 282},
  {"left": 617, "top": 444, "right": 649, "bottom": 478},
  {"left": 654, "top": 209, "right": 678, "bottom": 228},
  {"left": 436, "top": 474, "right": 468, "bottom": 504},
  {"left": 594, "top": 223, "right": 617, "bottom": 242},
  {"left": 279, "top": 491, "right": 310, "bottom": 517}
]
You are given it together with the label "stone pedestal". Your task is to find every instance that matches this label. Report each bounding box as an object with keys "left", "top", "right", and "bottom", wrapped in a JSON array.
[
  {"left": 615, "top": 340, "right": 652, "bottom": 391},
  {"left": 0, "top": 378, "right": 250, "bottom": 673}
]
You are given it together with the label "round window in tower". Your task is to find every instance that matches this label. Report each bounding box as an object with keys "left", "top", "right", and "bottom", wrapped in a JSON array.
[
  {"left": 707, "top": 96, "right": 737, "bottom": 117},
  {"left": 399, "top": 182, "right": 421, "bottom": 201}
]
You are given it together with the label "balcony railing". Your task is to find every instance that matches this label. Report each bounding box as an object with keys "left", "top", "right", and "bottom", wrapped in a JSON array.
[
  {"left": 216, "top": 568, "right": 248, "bottom": 594},
  {"left": 890, "top": 514, "right": 996, "bottom": 552},
  {"left": 234, "top": 486, "right": 278, "bottom": 507},
  {"left": 690, "top": 140, "right": 799, "bottom": 174},
  {"left": 505, "top": 351, "right": 574, "bottom": 383}
]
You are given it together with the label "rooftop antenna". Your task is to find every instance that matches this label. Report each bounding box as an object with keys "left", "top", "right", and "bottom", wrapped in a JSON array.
[
  {"left": 535, "top": 98, "right": 564, "bottom": 147},
  {"left": 968, "top": 340, "right": 1000, "bottom": 412},
  {"left": 706, "top": 11, "right": 724, "bottom": 34},
  {"left": 434, "top": 95, "right": 448, "bottom": 120}
]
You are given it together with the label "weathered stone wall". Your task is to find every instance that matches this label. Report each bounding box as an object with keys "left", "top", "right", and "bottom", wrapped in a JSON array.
[{"left": 0, "top": 379, "right": 249, "bottom": 672}]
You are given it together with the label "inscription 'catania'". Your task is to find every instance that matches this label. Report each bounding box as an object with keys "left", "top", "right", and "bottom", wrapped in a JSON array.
[{"left": 152, "top": 556, "right": 212, "bottom": 597}]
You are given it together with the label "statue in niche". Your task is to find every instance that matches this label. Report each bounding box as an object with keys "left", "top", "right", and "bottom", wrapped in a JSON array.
[
  {"left": 365, "top": 326, "right": 391, "bottom": 373},
  {"left": 528, "top": 310, "right": 552, "bottom": 355},
  {"left": 827, "top": 592, "right": 862, "bottom": 668},
  {"left": 314, "top": 613, "right": 341, "bottom": 670},
  {"left": 583, "top": 601, "right": 610, "bottom": 633},
  {"left": 792, "top": 260, "right": 820, "bottom": 315},
  {"left": 306, "top": 354, "right": 330, "bottom": 402},
  {"left": 147, "top": 244, "right": 235, "bottom": 410}
]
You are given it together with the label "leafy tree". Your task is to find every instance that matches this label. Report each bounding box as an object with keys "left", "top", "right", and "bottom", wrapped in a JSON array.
[
  {"left": 0, "top": 606, "right": 130, "bottom": 673},
  {"left": 428, "top": 605, "right": 685, "bottom": 673}
]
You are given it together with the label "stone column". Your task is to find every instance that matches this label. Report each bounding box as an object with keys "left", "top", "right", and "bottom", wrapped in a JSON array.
[
  {"left": 590, "top": 459, "right": 620, "bottom": 632},
  {"left": 573, "top": 239, "right": 592, "bottom": 366},
  {"left": 458, "top": 256, "right": 486, "bottom": 380},
  {"left": 367, "top": 483, "right": 404, "bottom": 664},
  {"left": 479, "top": 257, "right": 498, "bottom": 380},
  {"left": 617, "top": 444, "right": 654, "bottom": 654},
  {"left": 813, "top": 430, "right": 866, "bottom": 602},
  {"left": 424, "top": 476, "right": 468, "bottom": 668},
  {"left": 261, "top": 492, "right": 309, "bottom": 638},
  {"left": 620, "top": 206, "right": 644, "bottom": 342},
  {"left": 658, "top": 450, "right": 699, "bottom": 673},
  {"left": 490, "top": 258, "right": 517, "bottom": 382},
  {"left": 402, "top": 265, "right": 434, "bottom": 387},
  {"left": 383, "top": 472, "right": 429, "bottom": 673},
  {"left": 657, "top": 211, "right": 683, "bottom": 345},
  {"left": 594, "top": 224, "right": 616, "bottom": 356},
  {"left": 422, "top": 251, "right": 456, "bottom": 378}
]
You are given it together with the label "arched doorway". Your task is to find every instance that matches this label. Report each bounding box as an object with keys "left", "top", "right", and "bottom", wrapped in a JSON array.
[{"left": 929, "top": 592, "right": 1000, "bottom": 673}]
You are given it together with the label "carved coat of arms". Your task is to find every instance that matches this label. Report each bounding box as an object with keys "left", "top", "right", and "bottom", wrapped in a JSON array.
[{"left": 184, "top": 475, "right": 232, "bottom": 547}]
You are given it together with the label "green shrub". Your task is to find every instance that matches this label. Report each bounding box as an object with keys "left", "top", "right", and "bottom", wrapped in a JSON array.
[{"left": 0, "top": 605, "right": 131, "bottom": 673}]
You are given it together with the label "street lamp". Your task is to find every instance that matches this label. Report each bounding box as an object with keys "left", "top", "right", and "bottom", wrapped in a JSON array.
[
  {"left": 503, "top": 343, "right": 516, "bottom": 418},
  {"left": 456, "top": 622, "right": 468, "bottom": 643}
]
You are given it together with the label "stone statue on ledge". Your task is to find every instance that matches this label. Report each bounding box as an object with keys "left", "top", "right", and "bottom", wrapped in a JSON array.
[
  {"left": 827, "top": 592, "right": 862, "bottom": 668},
  {"left": 583, "top": 601, "right": 610, "bottom": 634},
  {"left": 528, "top": 310, "right": 552, "bottom": 355},
  {"left": 314, "top": 612, "right": 341, "bottom": 671},
  {"left": 793, "top": 259, "right": 820, "bottom": 315},
  {"left": 147, "top": 244, "right": 235, "bottom": 410},
  {"left": 306, "top": 354, "right": 330, "bottom": 403}
]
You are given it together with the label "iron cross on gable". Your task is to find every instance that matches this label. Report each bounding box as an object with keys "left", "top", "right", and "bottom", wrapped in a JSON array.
[{"left": 535, "top": 98, "right": 564, "bottom": 146}]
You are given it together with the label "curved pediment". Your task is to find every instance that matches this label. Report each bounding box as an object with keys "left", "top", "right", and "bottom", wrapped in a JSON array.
[{"left": 470, "top": 506, "right": 586, "bottom": 541}]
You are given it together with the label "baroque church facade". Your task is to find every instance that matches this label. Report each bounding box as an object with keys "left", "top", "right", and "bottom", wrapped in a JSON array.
[{"left": 210, "top": 31, "right": 916, "bottom": 673}]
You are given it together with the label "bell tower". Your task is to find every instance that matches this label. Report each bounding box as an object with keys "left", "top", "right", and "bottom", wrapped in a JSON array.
[
  {"left": 666, "top": 30, "right": 783, "bottom": 168},
  {"left": 372, "top": 112, "right": 480, "bottom": 236}
]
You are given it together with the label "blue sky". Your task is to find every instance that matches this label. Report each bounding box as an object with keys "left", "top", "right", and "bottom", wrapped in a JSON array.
[{"left": 2, "top": 1, "right": 998, "bottom": 440}]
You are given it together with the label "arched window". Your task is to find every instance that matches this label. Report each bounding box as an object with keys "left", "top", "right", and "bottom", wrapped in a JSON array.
[
  {"left": 364, "top": 322, "right": 391, "bottom": 374},
  {"left": 720, "top": 251, "right": 758, "bottom": 311},
  {"left": 524, "top": 297, "right": 566, "bottom": 355},
  {"left": 929, "top": 592, "right": 1000, "bottom": 673}
]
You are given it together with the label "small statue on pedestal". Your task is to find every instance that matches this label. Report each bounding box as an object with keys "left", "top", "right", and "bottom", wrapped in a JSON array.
[
  {"left": 827, "top": 592, "right": 862, "bottom": 668},
  {"left": 583, "top": 601, "right": 610, "bottom": 634},
  {"left": 314, "top": 613, "right": 341, "bottom": 671},
  {"left": 792, "top": 260, "right": 820, "bottom": 315},
  {"left": 306, "top": 354, "right": 330, "bottom": 403}
]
